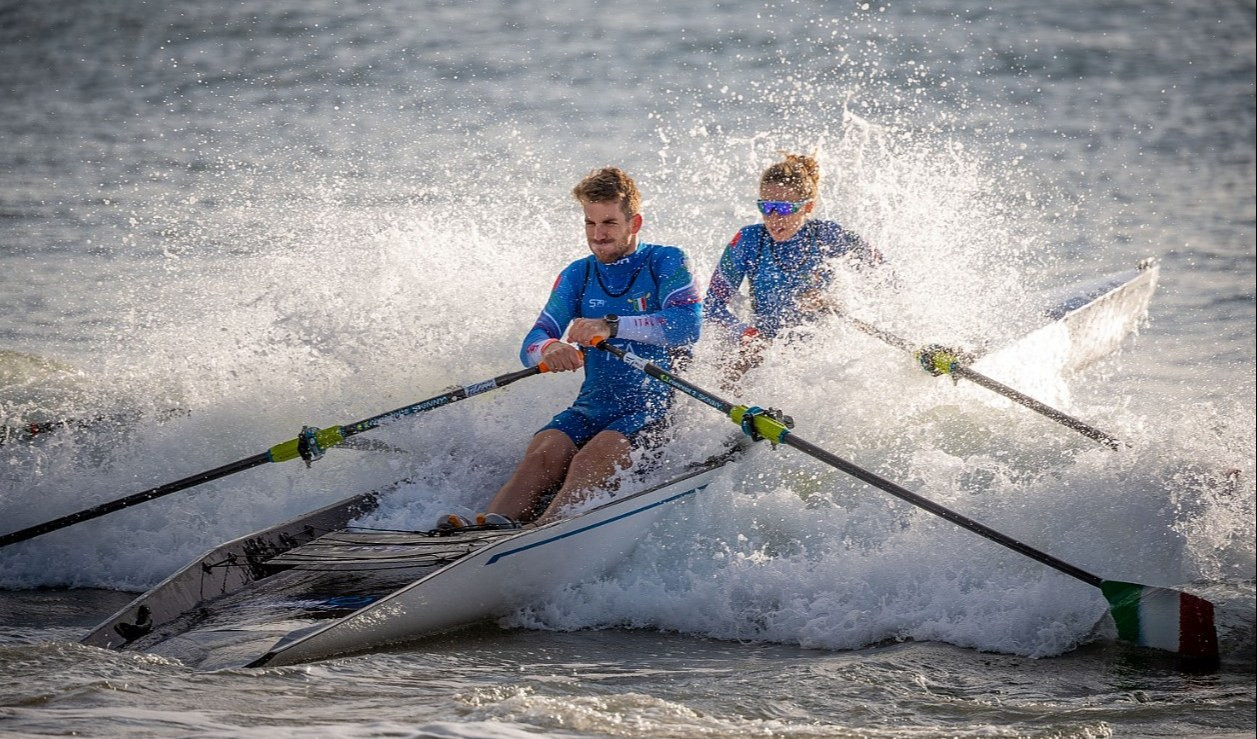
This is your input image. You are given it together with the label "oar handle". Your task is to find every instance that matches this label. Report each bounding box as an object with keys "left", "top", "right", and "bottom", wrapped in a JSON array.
[{"left": 338, "top": 365, "right": 547, "bottom": 440}]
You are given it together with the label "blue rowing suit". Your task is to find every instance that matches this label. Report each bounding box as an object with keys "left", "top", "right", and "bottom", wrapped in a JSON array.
[
  {"left": 704, "top": 220, "right": 880, "bottom": 340},
  {"left": 521, "top": 242, "right": 701, "bottom": 446}
]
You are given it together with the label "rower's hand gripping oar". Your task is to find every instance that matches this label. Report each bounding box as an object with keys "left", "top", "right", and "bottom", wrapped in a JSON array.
[
  {"left": 0, "top": 364, "right": 550, "bottom": 549},
  {"left": 839, "top": 313, "right": 1124, "bottom": 450},
  {"left": 590, "top": 338, "right": 1219, "bottom": 665}
]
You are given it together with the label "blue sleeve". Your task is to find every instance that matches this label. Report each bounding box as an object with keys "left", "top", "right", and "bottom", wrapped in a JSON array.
[
  {"left": 615, "top": 246, "right": 702, "bottom": 346},
  {"left": 520, "top": 262, "right": 583, "bottom": 366},
  {"left": 817, "top": 221, "right": 882, "bottom": 267},
  {"left": 702, "top": 228, "right": 754, "bottom": 340}
]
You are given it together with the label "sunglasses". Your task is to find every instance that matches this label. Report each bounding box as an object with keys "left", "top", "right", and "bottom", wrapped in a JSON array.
[{"left": 756, "top": 199, "right": 811, "bottom": 216}]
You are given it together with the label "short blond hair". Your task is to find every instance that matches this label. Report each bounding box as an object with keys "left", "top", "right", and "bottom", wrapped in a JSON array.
[
  {"left": 760, "top": 153, "right": 820, "bottom": 200},
  {"left": 572, "top": 166, "right": 641, "bottom": 219}
]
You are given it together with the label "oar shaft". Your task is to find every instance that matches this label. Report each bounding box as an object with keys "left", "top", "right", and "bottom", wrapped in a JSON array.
[
  {"left": 842, "top": 313, "right": 1123, "bottom": 450},
  {"left": 842, "top": 315, "right": 917, "bottom": 354},
  {"left": 778, "top": 433, "right": 1103, "bottom": 587},
  {"left": 0, "top": 453, "right": 271, "bottom": 548},
  {"left": 951, "top": 366, "right": 1122, "bottom": 449},
  {"left": 0, "top": 365, "right": 548, "bottom": 549},
  {"left": 593, "top": 340, "right": 738, "bottom": 414},
  {"left": 340, "top": 366, "right": 544, "bottom": 438},
  {"left": 595, "top": 340, "right": 1103, "bottom": 587}
]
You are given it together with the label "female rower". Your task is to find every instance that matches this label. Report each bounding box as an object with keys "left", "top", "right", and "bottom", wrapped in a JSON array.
[{"left": 703, "top": 152, "right": 882, "bottom": 387}]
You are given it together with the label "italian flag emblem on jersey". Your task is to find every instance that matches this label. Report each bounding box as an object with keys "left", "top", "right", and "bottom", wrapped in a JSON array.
[{"left": 628, "top": 295, "right": 650, "bottom": 311}]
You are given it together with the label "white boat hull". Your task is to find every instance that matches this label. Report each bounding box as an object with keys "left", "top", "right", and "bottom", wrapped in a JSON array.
[
  {"left": 253, "top": 462, "right": 724, "bottom": 667},
  {"left": 80, "top": 486, "right": 387, "bottom": 654},
  {"left": 84, "top": 458, "right": 731, "bottom": 670},
  {"left": 982, "top": 259, "right": 1158, "bottom": 374}
]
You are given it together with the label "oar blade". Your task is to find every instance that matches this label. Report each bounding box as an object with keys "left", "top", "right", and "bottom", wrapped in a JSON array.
[{"left": 1101, "top": 580, "right": 1218, "bottom": 661}]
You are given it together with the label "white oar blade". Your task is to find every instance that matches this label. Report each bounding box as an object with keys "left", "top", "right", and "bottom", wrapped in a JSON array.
[{"left": 1101, "top": 580, "right": 1219, "bottom": 660}]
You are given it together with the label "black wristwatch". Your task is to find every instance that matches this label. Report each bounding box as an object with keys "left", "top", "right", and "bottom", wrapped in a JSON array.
[{"left": 604, "top": 314, "right": 619, "bottom": 339}]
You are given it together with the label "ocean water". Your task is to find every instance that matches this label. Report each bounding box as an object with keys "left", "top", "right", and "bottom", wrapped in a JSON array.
[{"left": 1, "top": 0, "right": 1254, "bottom": 737}]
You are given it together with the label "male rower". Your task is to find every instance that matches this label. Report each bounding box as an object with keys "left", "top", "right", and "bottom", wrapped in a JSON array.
[{"left": 441, "top": 166, "right": 701, "bottom": 528}]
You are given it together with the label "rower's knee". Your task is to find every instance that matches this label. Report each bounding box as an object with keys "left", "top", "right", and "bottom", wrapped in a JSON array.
[
  {"left": 521, "top": 430, "right": 578, "bottom": 474},
  {"left": 564, "top": 431, "right": 632, "bottom": 488},
  {"left": 574, "top": 431, "right": 631, "bottom": 468}
]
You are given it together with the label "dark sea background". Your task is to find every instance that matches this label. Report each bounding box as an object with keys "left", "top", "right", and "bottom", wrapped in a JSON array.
[{"left": 1, "top": 1, "right": 1253, "bottom": 736}]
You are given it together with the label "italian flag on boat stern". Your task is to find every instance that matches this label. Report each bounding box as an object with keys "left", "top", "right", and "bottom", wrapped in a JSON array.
[{"left": 1101, "top": 580, "right": 1219, "bottom": 659}]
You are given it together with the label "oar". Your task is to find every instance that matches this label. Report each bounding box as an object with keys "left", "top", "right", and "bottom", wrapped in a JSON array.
[
  {"left": 0, "top": 365, "right": 548, "bottom": 549},
  {"left": 592, "top": 339, "right": 1218, "bottom": 664},
  {"left": 839, "top": 313, "right": 1123, "bottom": 450}
]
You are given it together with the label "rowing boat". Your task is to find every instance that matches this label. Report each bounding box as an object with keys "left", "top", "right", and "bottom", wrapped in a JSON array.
[
  {"left": 80, "top": 259, "right": 1159, "bottom": 669},
  {"left": 82, "top": 452, "right": 739, "bottom": 670}
]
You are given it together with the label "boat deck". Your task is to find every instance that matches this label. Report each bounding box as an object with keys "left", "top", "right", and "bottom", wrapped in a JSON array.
[{"left": 265, "top": 528, "right": 520, "bottom": 571}]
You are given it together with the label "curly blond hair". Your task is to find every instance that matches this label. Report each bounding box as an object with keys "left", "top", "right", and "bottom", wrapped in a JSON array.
[{"left": 759, "top": 153, "right": 820, "bottom": 200}]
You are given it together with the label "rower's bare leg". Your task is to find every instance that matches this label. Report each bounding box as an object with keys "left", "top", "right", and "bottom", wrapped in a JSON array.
[
  {"left": 486, "top": 429, "right": 577, "bottom": 522},
  {"left": 534, "top": 430, "right": 632, "bottom": 525}
]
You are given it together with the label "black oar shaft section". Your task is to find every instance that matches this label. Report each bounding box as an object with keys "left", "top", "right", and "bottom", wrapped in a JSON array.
[
  {"left": 596, "top": 339, "right": 1102, "bottom": 587},
  {"left": 779, "top": 433, "right": 1103, "bottom": 587},
  {"left": 842, "top": 313, "right": 1123, "bottom": 450},
  {"left": 340, "top": 366, "right": 543, "bottom": 438},
  {"left": 951, "top": 366, "right": 1122, "bottom": 450},
  {"left": 843, "top": 315, "right": 917, "bottom": 354},
  {"left": 0, "top": 453, "right": 271, "bottom": 548},
  {"left": 0, "top": 365, "right": 548, "bottom": 549},
  {"left": 594, "top": 341, "right": 736, "bottom": 414}
]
